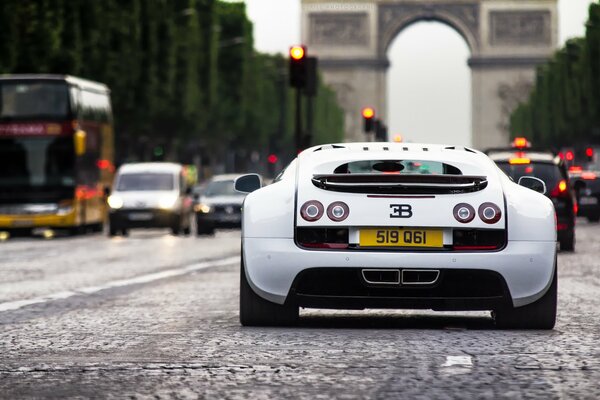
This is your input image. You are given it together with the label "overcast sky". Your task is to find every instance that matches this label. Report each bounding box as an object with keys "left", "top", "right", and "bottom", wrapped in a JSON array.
[{"left": 245, "top": 0, "right": 595, "bottom": 146}]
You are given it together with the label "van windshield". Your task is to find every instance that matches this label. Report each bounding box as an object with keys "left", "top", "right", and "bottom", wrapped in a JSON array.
[{"left": 117, "top": 173, "right": 174, "bottom": 191}]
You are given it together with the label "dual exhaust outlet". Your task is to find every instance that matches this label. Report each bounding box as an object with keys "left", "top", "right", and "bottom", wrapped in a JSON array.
[{"left": 361, "top": 269, "right": 440, "bottom": 286}]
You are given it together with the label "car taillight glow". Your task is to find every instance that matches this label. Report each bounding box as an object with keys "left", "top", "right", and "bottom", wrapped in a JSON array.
[
  {"left": 478, "top": 203, "right": 502, "bottom": 224},
  {"left": 327, "top": 201, "right": 349, "bottom": 222},
  {"left": 550, "top": 179, "right": 569, "bottom": 197},
  {"left": 453, "top": 203, "right": 475, "bottom": 223},
  {"left": 300, "top": 200, "right": 324, "bottom": 222}
]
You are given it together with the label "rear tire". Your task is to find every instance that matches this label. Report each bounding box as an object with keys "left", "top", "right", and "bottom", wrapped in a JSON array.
[
  {"left": 560, "top": 233, "right": 575, "bottom": 252},
  {"left": 196, "top": 219, "right": 215, "bottom": 236},
  {"left": 121, "top": 228, "right": 129, "bottom": 237},
  {"left": 240, "top": 256, "right": 298, "bottom": 327},
  {"left": 587, "top": 215, "right": 600, "bottom": 223},
  {"left": 493, "top": 264, "right": 557, "bottom": 330}
]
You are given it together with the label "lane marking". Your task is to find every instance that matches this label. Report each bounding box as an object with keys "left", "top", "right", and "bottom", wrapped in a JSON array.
[
  {"left": 0, "top": 256, "right": 240, "bottom": 313},
  {"left": 441, "top": 355, "right": 473, "bottom": 367}
]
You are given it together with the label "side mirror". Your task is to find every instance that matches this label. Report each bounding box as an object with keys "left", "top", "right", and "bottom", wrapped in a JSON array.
[
  {"left": 235, "top": 174, "right": 262, "bottom": 194},
  {"left": 74, "top": 130, "right": 87, "bottom": 156},
  {"left": 518, "top": 176, "right": 547, "bottom": 195}
]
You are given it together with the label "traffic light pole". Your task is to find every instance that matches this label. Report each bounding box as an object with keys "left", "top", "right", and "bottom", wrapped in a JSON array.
[{"left": 295, "top": 87, "right": 303, "bottom": 154}]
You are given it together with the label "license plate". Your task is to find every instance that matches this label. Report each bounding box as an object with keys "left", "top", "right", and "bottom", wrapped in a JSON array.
[
  {"left": 580, "top": 196, "right": 598, "bottom": 205},
  {"left": 359, "top": 228, "right": 443, "bottom": 248},
  {"left": 128, "top": 212, "right": 153, "bottom": 221},
  {"left": 11, "top": 219, "right": 34, "bottom": 227}
]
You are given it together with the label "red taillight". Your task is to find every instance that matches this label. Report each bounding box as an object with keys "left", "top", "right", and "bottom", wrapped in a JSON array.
[
  {"left": 557, "top": 223, "right": 568, "bottom": 231},
  {"left": 586, "top": 147, "right": 594, "bottom": 158},
  {"left": 453, "top": 203, "right": 475, "bottom": 223},
  {"left": 582, "top": 172, "right": 596, "bottom": 180},
  {"left": 569, "top": 166, "right": 583, "bottom": 173},
  {"left": 566, "top": 151, "right": 574, "bottom": 161},
  {"left": 478, "top": 203, "right": 502, "bottom": 224},
  {"left": 300, "top": 200, "right": 324, "bottom": 222},
  {"left": 327, "top": 201, "right": 349, "bottom": 222}
]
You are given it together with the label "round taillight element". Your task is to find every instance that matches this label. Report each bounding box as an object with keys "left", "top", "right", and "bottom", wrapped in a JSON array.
[
  {"left": 327, "top": 202, "right": 349, "bottom": 222},
  {"left": 453, "top": 203, "right": 475, "bottom": 223},
  {"left": 300, "top": 200, "right": 324, "bottom": 222},
  {"left": 479, "top": 202, "right": 502, "bottom": 224}
]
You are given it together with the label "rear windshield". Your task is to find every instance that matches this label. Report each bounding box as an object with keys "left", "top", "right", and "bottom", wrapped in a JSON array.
[
  {"left": 497, "top": 162, "right": 562, "bottom": 187},
  {"left": 116, "top": 173, "right": 174, "bottom": 191},
  {"left": 333, "top": 160, "right": 462, "bottom": 175},
  {"left": 204, "top": 180, "right": 239, "bottom": 197}
]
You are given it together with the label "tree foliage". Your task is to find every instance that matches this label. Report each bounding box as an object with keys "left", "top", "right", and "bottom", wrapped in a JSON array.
[
  {"left": 510, "top": 2, "right": 600, "bottom": 147},
  {"left": 0, "top": 0, "right": 344, "bottom": 173}
]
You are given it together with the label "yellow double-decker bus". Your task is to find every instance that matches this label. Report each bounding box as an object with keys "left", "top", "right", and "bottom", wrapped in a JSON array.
[{"left": 0, "top": 75, "right": 114, "bottom": 235}]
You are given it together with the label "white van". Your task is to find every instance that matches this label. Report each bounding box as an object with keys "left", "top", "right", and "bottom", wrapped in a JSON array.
[{"left": 107, "top": 163, "right": 193, "bottom": 236}]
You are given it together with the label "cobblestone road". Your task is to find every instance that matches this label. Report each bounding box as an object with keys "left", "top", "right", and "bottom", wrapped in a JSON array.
[{"left": 0, "top": 224, "right": 599, "bottom": 399}]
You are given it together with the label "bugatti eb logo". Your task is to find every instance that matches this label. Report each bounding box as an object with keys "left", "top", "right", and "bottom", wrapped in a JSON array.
[{"left": 390, "top": 204, "right": 413, "bottom": 218}]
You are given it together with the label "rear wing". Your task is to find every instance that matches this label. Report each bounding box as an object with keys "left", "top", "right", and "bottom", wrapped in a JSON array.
[{"left": 311, "top": 174, "right": 488, "bottom": 195}]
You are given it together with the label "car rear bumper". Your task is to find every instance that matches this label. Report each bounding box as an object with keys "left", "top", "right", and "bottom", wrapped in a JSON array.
[
  {"left": 110, "top": 209, "right": 179, "bottom": 229},
  {"left": 242, "top": 238, "right": 557, "bottom": 309},
  {"left": 196, "top": 212, "right": 241, "bottom": 228}
]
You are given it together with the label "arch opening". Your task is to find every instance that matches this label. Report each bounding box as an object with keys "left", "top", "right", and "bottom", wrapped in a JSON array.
[{"left": 387, "top": 21, "right": 472, "bottom": 146}]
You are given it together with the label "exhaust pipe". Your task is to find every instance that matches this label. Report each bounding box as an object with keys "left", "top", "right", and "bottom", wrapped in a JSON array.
[
  {"left": 401, "top": 269, "right": 440, "bottom": 285},
  {"left": 361, "top": 269, "right": 400, "bottom": 285}
]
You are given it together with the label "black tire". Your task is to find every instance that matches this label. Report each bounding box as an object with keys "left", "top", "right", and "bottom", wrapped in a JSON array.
[
  {"left": 493, "top": 264, "right": 557, "bottom": 329},
  {"left": 108, "top": 227, "right": 118, "bottom": 237},
  {"left": 239, "top": 256, "right": 298, "bottom": 327},
  {"left": 121, "top": 228, "right": 129, "bottom": 237},
  {"left": 587, "top": 215, "right": 600, "bottom": 223},
  {"left": 195, "top": 219, "right": 215, "bottom": 236},
  {"left": 560, "top": 233, "right": 575, "bottom": 252}
]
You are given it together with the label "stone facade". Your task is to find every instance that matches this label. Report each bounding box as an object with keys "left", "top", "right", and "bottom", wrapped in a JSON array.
[{"left": 301, "top": 0, "right": 558, "bottom": 149}]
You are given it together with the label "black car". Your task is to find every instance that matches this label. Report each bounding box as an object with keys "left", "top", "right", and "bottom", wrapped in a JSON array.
[
  {"left": 562, "top": 146, "right": 600, "bottom": 223},
  {"left": 489, "top": 150, "right": 577, "bottom": 251},
  {"left": 193, "top": 174, "right": 247, "bottom": 235}
]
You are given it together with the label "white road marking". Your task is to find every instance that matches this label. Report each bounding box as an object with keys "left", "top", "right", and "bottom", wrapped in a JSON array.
[
  {"left": 442, "top": 355, "right": 473, "bottom": 367},
  {"left": 0, "top": 256, "right": 240, "bottom": 313}
]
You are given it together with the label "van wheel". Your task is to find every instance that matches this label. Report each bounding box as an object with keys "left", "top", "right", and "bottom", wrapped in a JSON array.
[
  {"left": 239, "top": 255, "right": 298, "bottom": 327},
  {"left": 493, "top": 264, "right": 557, "bottom": 330}
]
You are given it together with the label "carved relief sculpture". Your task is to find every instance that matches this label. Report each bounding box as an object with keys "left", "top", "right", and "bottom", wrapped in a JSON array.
[{"left": 309, "top": 13, "right": 369, "bottom": 46}]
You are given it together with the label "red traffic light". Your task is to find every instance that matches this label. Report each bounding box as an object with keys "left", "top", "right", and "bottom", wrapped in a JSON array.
[
  {"left": 566, "top": 150, "right": 574, "bottom": 161},
  {"left": 267, "top": 154, "right": 278, "bottom": 164},
  {"left": 362, "top": 107, "right": 375, "bottom": 119},
  {"left": 290, "top": 46, "right": 305, "bottom": 61}
]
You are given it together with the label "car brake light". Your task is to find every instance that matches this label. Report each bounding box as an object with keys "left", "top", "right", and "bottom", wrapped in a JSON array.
[
  {"left": 478, "top": 203, "right": 502, "bottom": 224},
  {"left": 300, "top": 200, "right": 324, "bottom": 222},
  {"left": 582, "top": 172, "right": 596, "bottom": 180},
  {"left": 509, "top": 157, "right": 530, "bottom": 165},
  {"left": 453, "top": 203, "right": 475, "bottom": 223},
  {"left": 566, "top": 151, "right": 574, "bottom": 161},
  {"left": 569, "top": 166, "right": 583, "bottom": 173},
  {"left": 550, "top": 179, "right": 569, "bottom": 197},
  {"left": 512, "top": 137, "right": 530, "bottom": 149},
  {"left": 327, "top": 201, "right": 349, "bottom": 222}
]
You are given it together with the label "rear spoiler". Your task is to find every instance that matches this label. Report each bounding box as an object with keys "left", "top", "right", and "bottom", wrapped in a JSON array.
[{"left": 311, "top": 174, "right": 488, "bottom": 195}]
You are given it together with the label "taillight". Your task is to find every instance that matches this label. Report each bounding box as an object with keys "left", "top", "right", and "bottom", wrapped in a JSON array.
[
  {"left": 478, "top": 203, "right": 502, "bottom": 224},
  {"left": 550, "top": 179, "right": 569, "bottom": 197},
  {"left": 453, "top": 203, "right": 475, "bottom": 223},
  {"left": 300, "top": 200, "right": 324, "bottom": 222},
  {"left": 327, "top": 201, "right": 349, "bottom": 222}
]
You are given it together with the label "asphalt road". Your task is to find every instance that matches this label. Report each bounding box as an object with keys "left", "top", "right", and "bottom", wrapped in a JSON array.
[{"left": 0, "top": 223, "right": 599, "bottom": 399}]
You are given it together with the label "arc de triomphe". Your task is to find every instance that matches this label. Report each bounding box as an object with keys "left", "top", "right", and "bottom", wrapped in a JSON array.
[{"left": 301, "top": 0, "right": 558, "bottom": 148}]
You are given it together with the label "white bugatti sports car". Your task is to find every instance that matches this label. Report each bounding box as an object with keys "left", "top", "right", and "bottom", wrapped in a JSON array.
[{"left": 235, "top": 143, "right": 557, "bottom": 329}]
